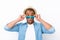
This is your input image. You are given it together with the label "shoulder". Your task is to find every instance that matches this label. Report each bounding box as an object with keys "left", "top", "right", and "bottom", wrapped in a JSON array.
[
  {"left": 17, "top": 22, "right": 27, "bottom": 25},
  {"left": 34, "top": 22, "right": 41, "bottom": 25}
]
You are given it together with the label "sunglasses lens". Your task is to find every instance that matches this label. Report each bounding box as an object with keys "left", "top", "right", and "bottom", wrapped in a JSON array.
[{"left": 26, "top": 16, "right": 34, "bottom": 19}]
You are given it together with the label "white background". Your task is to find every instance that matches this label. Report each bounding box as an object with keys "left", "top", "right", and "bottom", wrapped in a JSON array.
[{"left": 0, "top": 0, "right": 60, "bottom": 40}]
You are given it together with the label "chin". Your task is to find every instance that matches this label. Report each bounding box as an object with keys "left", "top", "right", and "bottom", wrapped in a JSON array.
[{"left": 28, "top": 21, "right": 34, "bottom": 24}]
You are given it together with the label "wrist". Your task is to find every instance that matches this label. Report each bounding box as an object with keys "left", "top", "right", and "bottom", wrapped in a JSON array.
[
  {"left": 38, "top": 18, "right": 43, "bottom": 22},
  {"left": 15, "top": 19, "right": 21, "bottom": 22}
]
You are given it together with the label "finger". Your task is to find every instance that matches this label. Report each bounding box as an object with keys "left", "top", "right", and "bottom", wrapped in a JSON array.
[
  {"left": 39, "top": 14, "right": 40, "bottom": 16},
  {"left": 22, "top": 14, "right": 26, "bottom": 17},
  {"left": 38, "top": 14, "right": 41, "bottom": 17},
  {"left": 18, "top": 14, "right": 22, "bottom": 18}
]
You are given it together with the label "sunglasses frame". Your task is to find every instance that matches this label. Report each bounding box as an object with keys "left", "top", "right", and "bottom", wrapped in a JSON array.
[{"left": 26, "top": 16, "right": 35, "bottom": 19}]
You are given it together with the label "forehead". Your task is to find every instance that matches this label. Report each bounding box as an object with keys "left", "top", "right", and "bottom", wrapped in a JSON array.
[
  {"left": 25, "top": 10, "right": 35, "bottom": 15},
  {"left": 26, "top": 10, "right": 34, "bottom": 13}
]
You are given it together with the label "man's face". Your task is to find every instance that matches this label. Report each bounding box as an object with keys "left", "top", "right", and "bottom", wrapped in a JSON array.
[{"left": 25, "top": 10, "right": 35, "bottom": 24}]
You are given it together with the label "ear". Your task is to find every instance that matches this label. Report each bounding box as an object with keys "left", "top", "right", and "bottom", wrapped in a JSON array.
[
  {"left": 34, "top": 14, "right": 36, "bottom": 17},
  {"left": 34, "top": 14, "right": 37, "bottom": 17}
]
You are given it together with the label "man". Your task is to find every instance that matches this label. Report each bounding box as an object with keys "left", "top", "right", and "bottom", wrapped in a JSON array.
[{"left": 4, "top": 8, "right": 55, "bottom": 40}]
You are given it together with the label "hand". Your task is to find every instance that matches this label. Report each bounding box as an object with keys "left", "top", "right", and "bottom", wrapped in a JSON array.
[
  {"left": 34, "top": 14, "right": 42, "bottom": 22},
  {"left": 17, "top": 14, "right": 26, "bottom": 22},
  {"left": 34, "top": 14, "right": 53, "bottom": 30},
  {"left": 6, "top": 14, "right": 26, "bottom": 28}
]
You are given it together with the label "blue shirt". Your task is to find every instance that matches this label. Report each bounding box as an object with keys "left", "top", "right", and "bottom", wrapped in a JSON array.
[{"left": 4, "top": 22, "right": 55, "bottom": 40}]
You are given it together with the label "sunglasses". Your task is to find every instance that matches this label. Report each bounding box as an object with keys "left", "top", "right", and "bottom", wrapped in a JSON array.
[{"left": 26, "top": 16, "right": 35, "bottom": 19}]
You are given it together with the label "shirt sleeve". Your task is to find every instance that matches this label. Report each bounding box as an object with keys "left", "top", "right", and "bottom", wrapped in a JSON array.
[
  {"left": 4, "top": 23, "right": 22, "bottom": 32},
  {"left": 40, "top": 23, "right": 55, "bottom": 34}
]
